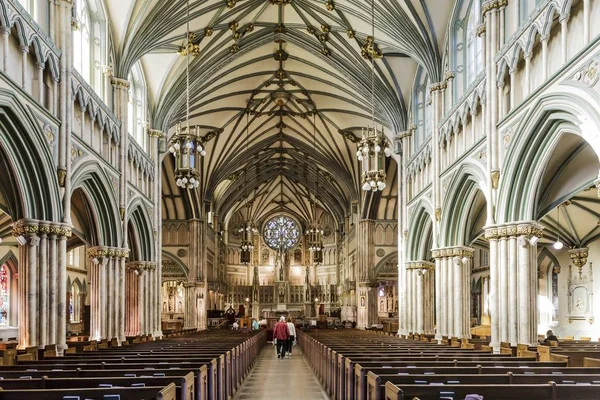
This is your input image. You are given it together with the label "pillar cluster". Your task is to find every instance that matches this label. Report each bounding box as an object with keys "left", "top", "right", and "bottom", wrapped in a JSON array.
[
  {"left": 432, "top": 246, "right": 473, "bottom": 340},
  {"left": 87, "top": 247, "right": 128, "bottom": 343},
  {"left": 485, "top": 222, "right": 542, "bottom": 348},
  {"left": 12, "top": 219, "right": 71, "bottom": 351},
  {"left": 125, "top": 261, "right": 159, "bottom": 338},
  {"left": 405, "top": 261, "right": 435, "bottom": 335}
]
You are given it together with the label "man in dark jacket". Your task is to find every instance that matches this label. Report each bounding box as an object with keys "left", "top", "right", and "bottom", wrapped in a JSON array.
[{"left": 273, "top": 316, "right": 289, "bottom": 359}]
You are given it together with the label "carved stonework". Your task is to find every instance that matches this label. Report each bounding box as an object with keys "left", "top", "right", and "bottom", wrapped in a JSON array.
[
  {"left": 573, "top": 58, "right": 600, "bottom": 88},
  {"left": 490, "top": 170, "right": 500, "bottom": 189},
  {"left": 567, "top": 251, "right": 594, "bottom": 324}
]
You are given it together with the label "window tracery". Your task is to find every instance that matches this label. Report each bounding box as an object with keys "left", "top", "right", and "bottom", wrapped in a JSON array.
[
  {"left": 73, "top": 0, "right": 107, "bottom": 97},
  {"left": 128, "top": 62, "right": 148, "bottom": 151},
  {"left": 263, "top": 215, "right": 300, "bottom": 250},
  {"left": 453, "top": 0, "right": 483, "bottom": 100}
]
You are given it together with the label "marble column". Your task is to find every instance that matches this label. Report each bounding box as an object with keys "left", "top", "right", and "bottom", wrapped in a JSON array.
[
  {"left": 405, "top": 261, "right": 435, "bottom": 335},
  {"left": 432, "top": 247, "right": 473, "bottom": 339},
  {"left": 485, "top": 222, "right": 542, "bottom": 347},
  {"left": 87, "top": 247, "right": 129, "bottom": 341},
  {"left": 12, "top": 220, "right": 71, "bottom": 350},
  {"left": 125, "top": 263, "right": 143, "bottom": 336}
]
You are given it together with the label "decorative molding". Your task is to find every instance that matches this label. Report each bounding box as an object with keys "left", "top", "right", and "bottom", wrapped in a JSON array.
[
  {"left": 87, "top": 246, "right": 130, "bottom": 259},
  {"left": 484, "top": 222, "right": 544, "bottom": 240},
  {"left": 405, "top": 261, "right": 435, "bottom": 270},
  {"left": 12, "top": 219, "right": 72, "bottom": 238},
  {"left": 431, "top": 246, "right": 474, "bottom": 259}
]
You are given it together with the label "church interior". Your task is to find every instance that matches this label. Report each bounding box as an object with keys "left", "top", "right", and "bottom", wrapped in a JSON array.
[{"left": 1, "top": 0, "right": 600, "bottom": 398}]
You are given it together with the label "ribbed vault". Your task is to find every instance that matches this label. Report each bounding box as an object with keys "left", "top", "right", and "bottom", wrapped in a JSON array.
[{"left": 105, "top": 0, "right": 454, "bottom": 226}]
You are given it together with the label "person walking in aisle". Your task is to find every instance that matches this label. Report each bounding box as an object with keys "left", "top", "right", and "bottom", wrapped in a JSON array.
[
  {"left": 273, "top": 316, "right": 289, "bottom": 359},
  {"left": 286, "top": 319, "right": 297, "bottom": 358}
]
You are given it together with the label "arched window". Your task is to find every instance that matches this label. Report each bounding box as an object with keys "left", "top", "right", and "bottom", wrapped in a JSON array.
[
  {"left": 0, "top": 265, "right": 9, "bottom": 326},
  {"left": 70, "top": 282, "right": 81, "bottom": 323},
  {"left": 73, "top": 0, "right": 106, "bottom": 96},
  {"left": 128, "top": 62, "right": 148, "bottom": 151},
  {"left": 412, "top": 68, "right": 431, "bottom": 150},
  {"left": 453, "top": 0, "right": 483, "bottom": 99}
]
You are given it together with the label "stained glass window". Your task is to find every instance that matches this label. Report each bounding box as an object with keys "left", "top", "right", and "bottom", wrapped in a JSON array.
[
  {"left": 263, "top": 215, "right": 300, "bottom": 250},
  {"left": 0, "top": 265, "right": 9, "bottom": 326}
]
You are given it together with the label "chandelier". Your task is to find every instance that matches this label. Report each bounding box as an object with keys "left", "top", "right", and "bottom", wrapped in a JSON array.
[
  {"left": 169, "top": 0, "right": 205, "bottom": 190},
  {"left": 307, "top": 111, "right": 323, "bottom": 265},
  {"left": 356, "top": 0, "right": 391, "bottom": 192},
  {"left": 239, "top": 110, "right": 258, "bottom": 264}
]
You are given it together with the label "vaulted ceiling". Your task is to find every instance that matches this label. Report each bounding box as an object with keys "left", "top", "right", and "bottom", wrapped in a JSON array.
[{"left": 104, "top": 0, "right": 455, "bottom": 226}]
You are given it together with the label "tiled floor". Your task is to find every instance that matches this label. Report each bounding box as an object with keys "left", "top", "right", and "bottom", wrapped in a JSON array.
[{"left": 233, "top": 344, "right": 329, "bottom": 400}]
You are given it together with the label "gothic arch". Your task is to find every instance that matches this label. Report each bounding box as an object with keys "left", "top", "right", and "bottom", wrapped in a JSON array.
[
  {"left": 127, "top": 199, "right": 154, "bottom": 262},
  {"left": 498, "top": 92, "right": 600, "bottom": 223},
  {"left": 372, "top": 251, "right": 398, "bottom": 282},
  {"left": 0, "top": 90, "right": 62, "bottom": 222},
  {"left": 407, "top": 204, "right": 434, "bottom": 261},
  {"left": 70, "top": 163, "right": 121, "bottom": 247},
  {"left": 439, "top": 161, "right": 489, "bottom": 247}
]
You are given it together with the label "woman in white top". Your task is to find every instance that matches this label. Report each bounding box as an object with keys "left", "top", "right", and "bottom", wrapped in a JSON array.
[{"left": 286, "top": 320, "right": 297, "bottom": 357}]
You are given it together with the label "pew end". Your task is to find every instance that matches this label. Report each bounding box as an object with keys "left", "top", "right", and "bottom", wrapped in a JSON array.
[{"left": 384, "top": 381, "right": 402, "bottom": 400}]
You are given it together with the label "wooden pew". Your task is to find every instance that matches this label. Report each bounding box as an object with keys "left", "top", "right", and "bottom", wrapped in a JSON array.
[{"left": 0, "top": 382, "right": 176, "bottom": 400}]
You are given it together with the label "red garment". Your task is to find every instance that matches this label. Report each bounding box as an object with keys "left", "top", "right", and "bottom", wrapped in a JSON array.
[{"left": 273, "top": 321, "right": 290, "bottom": 340}]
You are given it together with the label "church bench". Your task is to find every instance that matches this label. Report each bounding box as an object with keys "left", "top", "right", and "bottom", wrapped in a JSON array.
[
  {"left": 383, "top": 381, "right": 600, "bottom": 400},
  {"left": 16, "top": 359, "right": 220, "bottom": 400},
  {"left": 0, "top": 365, "right": 210, "bottom": 399},
  {"left": 584, "top": 357, "right": 600, "bottom": 367},
  {"left": 368, "top": 371, "right": 600, "bottom": 400},
  {"left": 0, "top": 373, "right": 192, "bottom": 398},
  {"left": 0, "top": 383, "right": 176, "bottom": 400},
  {"left": 549, "top": 350, "right": 600, "bottom": 367},
  {"left": 350, "top": 360, "right": 567, "bottom": 400}
]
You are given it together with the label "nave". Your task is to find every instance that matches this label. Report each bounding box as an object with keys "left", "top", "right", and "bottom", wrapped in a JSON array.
[{"left": 233, "top": 347, "right": 328, "bottom": 400}]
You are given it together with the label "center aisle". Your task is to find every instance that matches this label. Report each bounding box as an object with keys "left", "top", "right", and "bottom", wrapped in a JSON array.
[{"left": 233, "top": 344, "right": 329, "bottom": 399}]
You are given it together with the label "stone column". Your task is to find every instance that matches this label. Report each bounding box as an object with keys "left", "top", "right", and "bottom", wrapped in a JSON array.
[
  {"left": 356, "top": 284, "right": 376, "bottom": 330},
  {"left": 485, "top": 222, "right": 542, "bottom": 347},
  {"left": 432, "top": 247, "right": 473, "bottom": 339},
  {"left": 197, "top": 282, "right": 207, "bottom": 331},
  {"left": 183, "top": 282, "right": 197, "bottom": 330},
  {"left": 405, "top": 261, "right": 435, "bottom": 335},
  {"left": 125, "top": 263, "right": 143, "bottom": 336},
  {"left": 12, "top": 220, "right": 71, "bottom": 350},
  {"left": 395, "top": 130, "right": 411, "bottom": 336},
  {"left": 87, "top": 247, "right": 129, "bottom": 341}
]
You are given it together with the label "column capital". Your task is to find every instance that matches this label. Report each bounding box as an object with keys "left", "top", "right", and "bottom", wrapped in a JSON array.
[
  {"left": 444, "top": 70, "right": 455, "bottom": 81},
  {"left": 484, "top": 221, "right": 543, "bottom": 240},
  {"left": 110, "top": 77, "right": 130, "bottom": 89},
  {"left": 482, "top": 0, "right": 507, "bottom": 17},
  {"left": 429, "top": 81, "right": 447, "bottom": 94},
  {"left": 148, "top": 129, "right": 164, "bottom": 139},
  {"left": 406, "top": 261, "right": 435, "bottom": 270},
  {"left": 431, "top": 246, "right": 474, "bottom": 259},
  {"left": 87, "top": 246, "right": 130, "bottom": 260},
  {"left": 12, "top": 219, "right": 72, "bottom": 239},
  {"left": 126, "top": 261, "right": 156, "bottom": 273},
  {"left": 594, "top": 178, "right": 600, "bottom": 197}
]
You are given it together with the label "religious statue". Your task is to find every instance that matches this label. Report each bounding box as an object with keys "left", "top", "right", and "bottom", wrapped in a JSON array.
[{"left": 278, "top": 285, "right": 285, "bottom": 303}]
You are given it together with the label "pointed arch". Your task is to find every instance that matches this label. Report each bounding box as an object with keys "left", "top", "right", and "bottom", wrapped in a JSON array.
[
  {"left": 70, "top": 163, "right": 121, "bottom": 247},
  {"left": 407, "top": 201, "right": 434, "bottom": 261},
  {"left": 439, "top": 160, "right": 489, "bottom": 247},
  {"left": 127, "top": 198, "right": 154, "bottom": 262},
  {"left": 0, "top": 90, "right": 62, "bottom": 222},
  {"left": 497, "top": 92, "right": 600, "bottom": 223}
]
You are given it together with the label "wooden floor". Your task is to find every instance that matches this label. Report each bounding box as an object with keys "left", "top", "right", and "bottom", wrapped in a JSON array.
[{"left": 234, "top": 345, "right": 329, "bottom": 399}]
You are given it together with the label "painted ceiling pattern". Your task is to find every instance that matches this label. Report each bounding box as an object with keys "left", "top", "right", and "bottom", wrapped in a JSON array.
[{"left": 105, "top": 0, "right": 454, "bottom": 225}]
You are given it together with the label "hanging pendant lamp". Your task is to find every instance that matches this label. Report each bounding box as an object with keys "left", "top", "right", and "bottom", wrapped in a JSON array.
[{"left": 169, "top": 0, "right": 205, "bottom": 190}]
